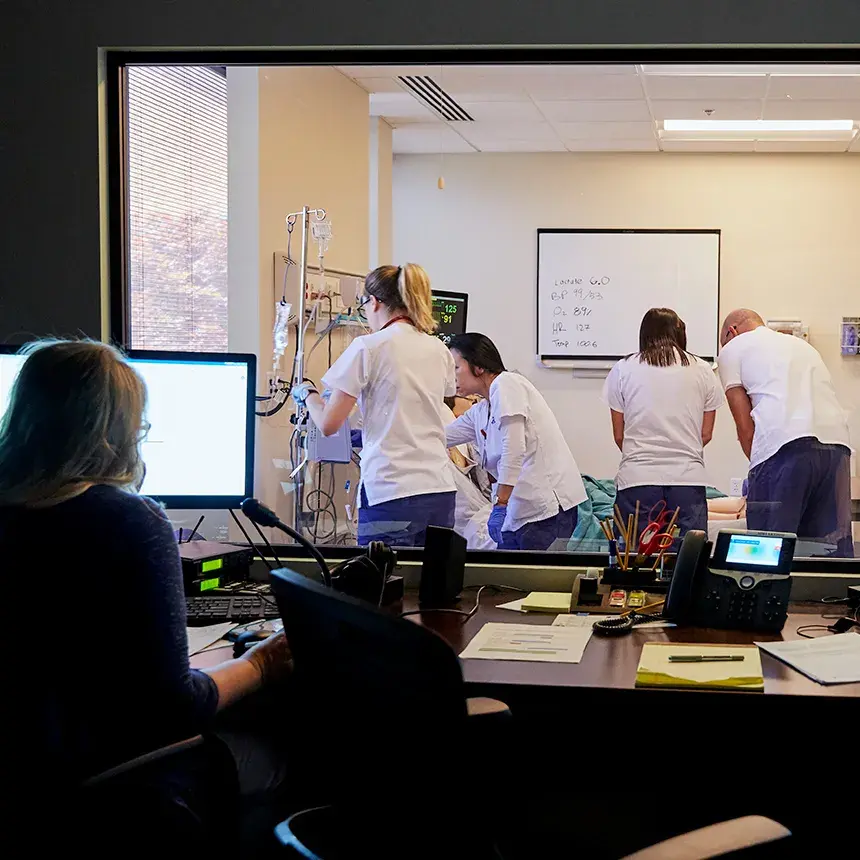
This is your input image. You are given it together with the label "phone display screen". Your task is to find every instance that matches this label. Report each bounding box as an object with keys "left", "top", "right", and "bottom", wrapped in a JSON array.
[{"left": 725, "top": 534, "right": 783, "bottom": 568}]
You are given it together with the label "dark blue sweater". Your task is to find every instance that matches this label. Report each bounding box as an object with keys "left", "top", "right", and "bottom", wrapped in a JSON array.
[{"left": 1, "top": 485, "right": 218, "bottom": 783}]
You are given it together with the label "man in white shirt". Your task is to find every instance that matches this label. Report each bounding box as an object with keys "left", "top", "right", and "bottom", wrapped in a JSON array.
[{"left": 718, "top": 309, "right": 853, "bottom": 557}]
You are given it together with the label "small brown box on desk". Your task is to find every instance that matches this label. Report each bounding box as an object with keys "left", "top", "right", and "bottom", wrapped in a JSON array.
[{"left": 571, "top": 566, "right": 670, "bottom": 614}]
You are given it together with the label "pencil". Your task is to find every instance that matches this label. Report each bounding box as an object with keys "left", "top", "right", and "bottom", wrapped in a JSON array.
[
  {"left": 599, "top": 519, "right": 614, "bottom": 543},
  {"left": 613, "top": 505, "right": 627, "bottom": 544},
  {"left": 624, "top": 513, "right": 634, "bottom": 569},
  {"left": 633, "top": 500, "right": 640, "bottom": 555}
]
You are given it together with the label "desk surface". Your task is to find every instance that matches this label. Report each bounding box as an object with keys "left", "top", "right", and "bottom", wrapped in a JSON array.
[
  {"left": 192, "top": 590, "right": 860, "bottom": 698},
  {"left": 407, "top": 591, "right": 860, "bottom": 699}
]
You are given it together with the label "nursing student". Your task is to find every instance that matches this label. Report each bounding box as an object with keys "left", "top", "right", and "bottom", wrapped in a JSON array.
[
  {"left": 603, "top": 308, "right": 723, "bottom": 540},
  {"left": 444, "top": 333, "right": 587, "bottom": 550},
  {"left": 719, "top": 308, "right": 853, "bottom": 557},
  {"left": 293, "top": 264, "right": 456, "bottom": 547}
]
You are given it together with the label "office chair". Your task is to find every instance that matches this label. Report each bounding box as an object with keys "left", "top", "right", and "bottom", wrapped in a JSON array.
[
  {"left": 71, "top": 734, "right": 239, "bottom": 857},
  {"left": 276, "top": 809, "right": 790, "bottom": 860},
  {"left": 269, "top": 567, "right": 511, "bottom": 858}
]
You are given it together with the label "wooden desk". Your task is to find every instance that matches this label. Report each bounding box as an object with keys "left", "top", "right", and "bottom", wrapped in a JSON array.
[{"left": 406, "top": 590, "right": 860, "bottom": 699}]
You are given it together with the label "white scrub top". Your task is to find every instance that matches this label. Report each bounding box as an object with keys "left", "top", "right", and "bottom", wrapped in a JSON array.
[
  {"left": 603, "top": 351, "right": 724, "bottom": 490},
  {"left": 322, "top": 322, "right": 456, "bottom": 506},
  {"left": 446, "top": 371, "right": 587, "bottom": 533},
  {"left": 717, "top": 326, "right": 851, "bottom": 469}
]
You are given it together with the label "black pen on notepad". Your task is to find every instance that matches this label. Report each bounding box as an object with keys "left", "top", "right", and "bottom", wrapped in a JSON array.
[{"left": 668, "top": 655, "right": 745, "bottom": 663}]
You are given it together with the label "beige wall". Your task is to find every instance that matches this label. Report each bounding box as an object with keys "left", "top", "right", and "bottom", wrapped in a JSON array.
[
  {"left": 229, "top": 67, "right": 370, "bottom": 534},
  {"left": 393, "top": 152, "right": 860, "bottom": 493},
  {"left": 370, "top": 117, "right": 393, "bottom": 267}
]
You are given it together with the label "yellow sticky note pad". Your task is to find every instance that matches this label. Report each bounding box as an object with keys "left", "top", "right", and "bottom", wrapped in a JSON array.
[{"left": 520, "top": 592, "right": 572, "bottom": 613}]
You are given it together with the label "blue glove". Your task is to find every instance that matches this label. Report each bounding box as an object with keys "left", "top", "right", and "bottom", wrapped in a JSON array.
[
  {"left": 488, "top": 504, "right": 508, "bottom": 545},
  {"left": 291, "top": 382, "right": 318, "bottom": 405},
  {"left": 350, "top": 429, "right": 363, "bottom": 449}
]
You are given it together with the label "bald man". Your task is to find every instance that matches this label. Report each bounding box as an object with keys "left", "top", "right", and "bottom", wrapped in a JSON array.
[{"left": 718, "top": 309, "right": 853, "bottom": 556}]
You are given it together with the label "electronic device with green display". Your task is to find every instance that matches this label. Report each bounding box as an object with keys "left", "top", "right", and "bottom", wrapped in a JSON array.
[
  {"left": 431, "top": 290, "right": 468, "bottom": 345},
  {"left": 178, "top": 540, "right": 254, "bottom": 595}
]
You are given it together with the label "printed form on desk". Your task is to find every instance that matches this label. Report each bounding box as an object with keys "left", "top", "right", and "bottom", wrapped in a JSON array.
[
  {"left": 460, "top": 622, "right": 593, "bottom": 664},
  {"left": 756, "top": 634, "right": 860, "bottom": 685}
]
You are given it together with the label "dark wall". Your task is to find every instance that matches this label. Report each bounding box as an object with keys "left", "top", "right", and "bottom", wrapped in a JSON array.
[{"left": 2, "top": 0, "right": 860, "bottom": 342}]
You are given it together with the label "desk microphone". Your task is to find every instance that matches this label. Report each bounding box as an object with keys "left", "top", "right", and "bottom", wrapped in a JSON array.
[{"left": 240, "top": 498, "right": 332, "bottom": 586}]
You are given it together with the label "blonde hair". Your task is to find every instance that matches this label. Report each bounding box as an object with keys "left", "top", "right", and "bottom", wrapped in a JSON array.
[
  {"left": 364, "top": 263, "right": 437, "bottom": 334},
  {"left": 0, "top": 340, "right": 147, "bottom": 508}
]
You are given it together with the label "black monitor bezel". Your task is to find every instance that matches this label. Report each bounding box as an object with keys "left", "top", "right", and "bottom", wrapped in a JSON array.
[
  {"left": 431, "top": 289, "right": 469, "bottom": 342},
  {"left": 712, "top": 529, "right": 797, "bottom": 576},
  {"left": 1, "top": 345, "right": 256, "bottom": 510}
]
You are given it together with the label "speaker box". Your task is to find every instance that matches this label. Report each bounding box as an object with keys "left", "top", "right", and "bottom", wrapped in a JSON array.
[{"left": 420, "top": 526, "right": 466, "bottom": 607}]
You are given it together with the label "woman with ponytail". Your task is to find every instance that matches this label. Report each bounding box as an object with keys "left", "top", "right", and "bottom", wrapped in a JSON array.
[{"left": 293, "top": 263, "right": 457, "bottom": 547}]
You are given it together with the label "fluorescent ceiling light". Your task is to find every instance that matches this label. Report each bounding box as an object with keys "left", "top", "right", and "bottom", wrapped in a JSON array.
[{"left": 663, "top": 119, "right": 854, "bottom": 132}]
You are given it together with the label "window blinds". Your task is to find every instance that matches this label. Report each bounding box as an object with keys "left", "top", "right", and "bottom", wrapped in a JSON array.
[{"left": 127, "top": 66, "right": 228, "bottom": 351}]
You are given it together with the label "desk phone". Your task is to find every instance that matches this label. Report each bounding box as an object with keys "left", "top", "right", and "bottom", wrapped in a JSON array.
[{"left": 666, "top": 529, "right": 796, "bottom": 633}]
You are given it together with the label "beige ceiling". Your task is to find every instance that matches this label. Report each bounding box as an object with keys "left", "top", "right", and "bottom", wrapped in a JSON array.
[{"left": 337, "top": 64, "right": 860, "bottom": 154}]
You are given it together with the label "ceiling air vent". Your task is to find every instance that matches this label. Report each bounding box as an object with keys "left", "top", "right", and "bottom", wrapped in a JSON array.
[{"left": 398, "top": 76, "right": 474, "bottom": 122}]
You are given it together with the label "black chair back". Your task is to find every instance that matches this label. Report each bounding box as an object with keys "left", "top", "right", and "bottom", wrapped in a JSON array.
[{"left": 270, "top": 568, "right": 469, "bottom": 800}]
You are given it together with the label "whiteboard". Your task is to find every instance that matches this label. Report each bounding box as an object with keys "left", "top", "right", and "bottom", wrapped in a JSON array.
[{"left": 536, "top": 229, "right": 720, "bottom": 364}]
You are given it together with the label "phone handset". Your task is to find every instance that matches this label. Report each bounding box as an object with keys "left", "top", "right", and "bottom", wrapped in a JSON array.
[{"left": 664, "top": 530, "right": 711, "bottom": 623}]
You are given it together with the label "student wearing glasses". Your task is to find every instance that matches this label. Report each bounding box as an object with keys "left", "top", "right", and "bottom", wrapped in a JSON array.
[
  {"left": 443, "top": 333, "right": 587, "bottom": 551},
  {"left": 293, "top": 264, "right": 456, "bottom": 547},
  {"left": 603, "top": 308, "right": 723, "bottom": 541}
]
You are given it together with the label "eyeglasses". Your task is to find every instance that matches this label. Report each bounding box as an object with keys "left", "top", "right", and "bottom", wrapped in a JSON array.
[{"left": 357, "top": 294, "right": 372, "bottom": 309}]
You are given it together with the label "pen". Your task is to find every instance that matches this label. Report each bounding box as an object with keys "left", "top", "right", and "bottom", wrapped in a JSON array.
[{"left": 668, "top": 655, "right": 745, "bottom": 663}]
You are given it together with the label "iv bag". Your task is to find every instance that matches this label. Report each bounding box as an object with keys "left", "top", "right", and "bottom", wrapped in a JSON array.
[{"left": 273, "top": 301, "right": 291, "bottom": 367}]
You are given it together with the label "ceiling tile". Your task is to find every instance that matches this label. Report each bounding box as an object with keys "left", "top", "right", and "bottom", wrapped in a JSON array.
[
  {"left": 525, "top": 74, "right": 645, "bottom": 101},
  {"left": 649, "top": 99, "right": 763, "bottom": 121},
  {"left": 564, "top": 139, "right": 659, "bottom": 152},
  {"left": 767, "top": 76, "right": 860, "bottom": 100},
  {"left": 473, "top": 140, "right": 568, "bottom": 153},
  {"left": 336, "top": 65, "right": 438, "bottom": 78},
  {"left": 352, "top": 77, "right": 407, "bottom": 94},
  {"left": 644, "top": 76, "right": 768, "bottom": 100},
  {"left": 660, "top": 140, "right": 756, "bottom": 152},
  {"left": 458, "top": 101, "right": 545, "bottom": 122},
  {"left": 392, "top": 124, "right": 475, "bottom": 154},
  {"left": 454, "top": 121, "right": 561, "bottom": 143},
  {"left": 450, "top": 64, "right": 637, "bottom": 76},
  {"left": 554, "top": 121, "right": 655, "bottom": 140},
  {"left": 763, "top": 98, "right": 860, "bottom": 120},
  {"left": 537, "top": 99, "right": 651, "bottom": 122},
  {"left": 754, "top": 140, "right": 851, "bottom": 152},
  {"left": 370, "top": 93, "right": 435, "bottom": 120}
]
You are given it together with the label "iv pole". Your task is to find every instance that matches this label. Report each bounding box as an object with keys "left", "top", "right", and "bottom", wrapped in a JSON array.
[{"left": 285, "top": 205, "right": 327, "bottom": 533}]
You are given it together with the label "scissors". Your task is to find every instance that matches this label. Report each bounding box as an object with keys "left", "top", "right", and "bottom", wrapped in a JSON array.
[{"left": 638, "top": 501, "right": 670, "bottom": 555}]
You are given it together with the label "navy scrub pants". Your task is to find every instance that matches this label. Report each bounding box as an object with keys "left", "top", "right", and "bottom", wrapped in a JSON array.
[
  {"left": 358, "top": 487, "right": 456, "bottom": 548},
  {"left": 746, "top": 437, "right": 853, "bottom": 558}
]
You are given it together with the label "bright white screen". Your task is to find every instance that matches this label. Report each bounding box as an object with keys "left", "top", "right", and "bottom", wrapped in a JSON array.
[{"left": 0, "top": 353, "right": 250, "bottom": 501}]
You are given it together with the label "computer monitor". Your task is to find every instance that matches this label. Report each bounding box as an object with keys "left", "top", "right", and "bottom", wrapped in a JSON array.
[
  {"left": 431, "top": 290, "right": 468, "bottom": 345},
  {"left": 0, "top": 346, "right": 256, "bottom": 509}
]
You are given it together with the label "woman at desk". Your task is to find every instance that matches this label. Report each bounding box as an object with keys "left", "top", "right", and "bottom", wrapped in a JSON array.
[
  {"left": 603, "top": 307, "right": 723, "bottom": 539},
  {"left": 0, "top": 341, "right": 290, "bottom": 830},
  {"left": 444, "top": 333, "right": 587, "bottom": 550},
  {"left": 293, "top": 263, "right": 456, "bottom": 547}
]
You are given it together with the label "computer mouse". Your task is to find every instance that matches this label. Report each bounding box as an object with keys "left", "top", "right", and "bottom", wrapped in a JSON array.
[{"left": 232, "top": 629, "right": 271, "bottom": 657}]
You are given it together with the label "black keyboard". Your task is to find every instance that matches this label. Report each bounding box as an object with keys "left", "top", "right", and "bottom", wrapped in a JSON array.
[{"left": 186, "top": 594, "right": 280, "bottom": 626}]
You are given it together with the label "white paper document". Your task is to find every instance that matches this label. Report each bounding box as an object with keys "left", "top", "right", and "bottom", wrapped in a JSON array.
[
  {"left": 460, "top": 622, "right": 592, "bottom": 664},
  {"left": 552, "top": 614, "right": 676, "bottom": 630},
  {"left": 187, "top": 623, "right": 237, "bottom": 656},
  {"left": 497, "top": 598, "right": 527, "bottom": 612},
  {"left": 756, "top": 634, "right": 860, "bottom": 685}
]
